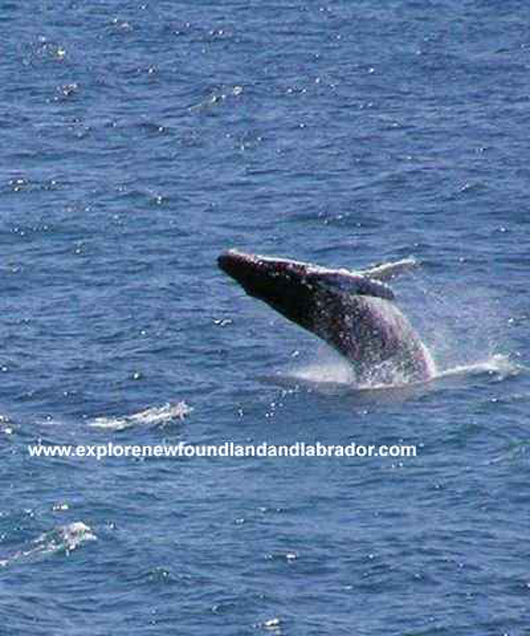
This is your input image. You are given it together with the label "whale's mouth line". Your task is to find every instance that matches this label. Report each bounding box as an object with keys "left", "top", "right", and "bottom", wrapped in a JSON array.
[{"left": 218, "top": 249, "right": 436, "bottom": 385}]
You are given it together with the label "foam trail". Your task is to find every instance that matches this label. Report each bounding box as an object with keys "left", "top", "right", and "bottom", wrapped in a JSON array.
[
  {"left": 89, "top": 401, "right": 192, "bottom": 431},
  {"left": 0, "top": 521, "right": 96, "bottom": 567}
]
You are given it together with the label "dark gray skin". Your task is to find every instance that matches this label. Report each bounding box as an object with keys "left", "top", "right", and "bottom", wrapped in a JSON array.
[{"left": 218, "top": 250, "right": 435, "bottom": 385}]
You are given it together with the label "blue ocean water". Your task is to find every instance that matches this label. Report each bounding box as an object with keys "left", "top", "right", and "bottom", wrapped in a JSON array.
[{"left": 1, "top": 1, "right": 529, "bottom": 634}]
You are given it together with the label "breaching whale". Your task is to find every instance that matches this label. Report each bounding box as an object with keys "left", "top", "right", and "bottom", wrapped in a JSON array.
[{"left": 218, "top": 250, "right": 435, "bottom": 384}]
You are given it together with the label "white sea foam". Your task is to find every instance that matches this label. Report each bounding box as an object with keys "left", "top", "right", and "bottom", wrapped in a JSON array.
[
  {"left": 435, "top": 353, "right": 519, "bottom": 381},
  {"left": 0, "top": 414, "right": 14, "bottom": 435},
  {"left": 0, "top": 521, "right": 96, "bottom": 567},
  {"left": 36, "top": 521, "right": 97, "bottom": 553},
  {"left": 89, "top": 401, "right": 192, "bottom": 431},
  {"left": 288, "top": 357, "right": 356, "bottom": 385}
]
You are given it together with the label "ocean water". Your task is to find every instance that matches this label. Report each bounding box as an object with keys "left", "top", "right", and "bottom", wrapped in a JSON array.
[{"left": 1, "top": 1, "right": 529, "bottom": 634}]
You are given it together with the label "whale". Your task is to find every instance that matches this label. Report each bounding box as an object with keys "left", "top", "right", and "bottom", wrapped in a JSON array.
[{"left": 218, "top": 250, "right": 436, "bottom": 384}]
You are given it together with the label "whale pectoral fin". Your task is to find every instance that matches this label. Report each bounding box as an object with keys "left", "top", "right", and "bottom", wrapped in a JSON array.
[
  {"left": 359, "top": 258, "right": 419, "bottom": 282},
  {"left": 316, "top": 272, "right": 395, "bottom": 301}
]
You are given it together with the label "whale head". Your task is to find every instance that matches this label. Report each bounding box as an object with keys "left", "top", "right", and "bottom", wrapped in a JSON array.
[{"left": 218, "top": 249, "right": 393, "bottom": 339}]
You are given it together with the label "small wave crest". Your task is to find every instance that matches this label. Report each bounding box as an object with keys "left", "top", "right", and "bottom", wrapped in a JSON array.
[{"left": 88, "top": 401, "right": 192, "bottom": 431}]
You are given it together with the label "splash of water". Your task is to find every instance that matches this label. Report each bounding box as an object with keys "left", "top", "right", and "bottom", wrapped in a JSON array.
[
  {"left": 436, "top": 353, "right": 519, "bottom": 381},
  {"left": 269, "top": 265, "right": 518, "bottom": 392}
]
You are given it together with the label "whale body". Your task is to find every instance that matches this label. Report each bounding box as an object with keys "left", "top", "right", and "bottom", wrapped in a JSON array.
[{"left": 218, "top": 250, "right": 435, "bottom": 384}]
